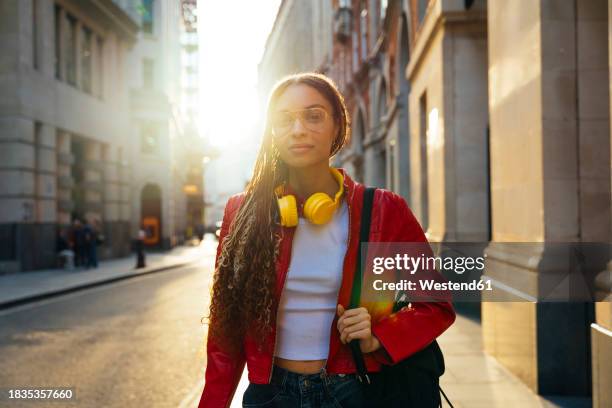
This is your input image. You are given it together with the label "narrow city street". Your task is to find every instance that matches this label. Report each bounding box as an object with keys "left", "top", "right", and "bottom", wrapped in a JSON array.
[
  {"left": 2, "top": 0, "right": 610, "bottom": 406},
  {"left": 0, "top": 241, "right": 216, "bottom": 408}
]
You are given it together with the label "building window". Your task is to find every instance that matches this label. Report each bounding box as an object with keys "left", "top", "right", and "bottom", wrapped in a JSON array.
[
  {"left": 97, "top": 37, "right": 104, "bottom": 97},
  {"left": 378, "top": 82, "right": 387, "bottom": 122},
  {"left": 54, "top": 5, "right": 104, "bottom": 96},
  {"left": 143, "top": 58, "right": 154, "bottom": 88},
  {"left": 34, "top": 122, "right": 41, "bottom": 199},
  {"left": 32, "top": 0, "right": 38, "bottom": 69},
  {"left": 81, "top": 27, "right": 92, "bottom": 93},
  {"left": 388, "top": 139, "right": 396, "bottom": 191},
  {"left": 378, "top": 148, "right": 387, "bottom": 188},
  {"left": 360, "top": 3, "right": 368, "bottom": 61},
  {"left": 380, "top": 0, "right": 388, "bottom": 22},
  {"left": 54, "top": 5, "right": 61, "bottom": 79},
  {"left": 65, "top": 14, "right": 77, "bottom": 86},
  {"left": 352, "top": 29, "right": 358, "bottom": 73},
  {"left": 142, "top": 0, "right": 154, "bottom": 34},
  {"left": 141, "top": 123, "right": 159, "bottom": 154},
  {"left": 419, "top": 91, "right": 429, "bottom": 230}
]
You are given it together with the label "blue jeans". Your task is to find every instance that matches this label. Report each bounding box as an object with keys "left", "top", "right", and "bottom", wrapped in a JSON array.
[{"left": 242, "top": 364, "right": 366, "bottom": 408}]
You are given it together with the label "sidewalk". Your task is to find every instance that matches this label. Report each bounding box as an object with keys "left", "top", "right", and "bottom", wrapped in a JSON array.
[
  {"left": 0, "top": 238, "right": 215, "bottom": 310},
  {"left": 438, "top": 314, "right": 590, "bottom": 408}
]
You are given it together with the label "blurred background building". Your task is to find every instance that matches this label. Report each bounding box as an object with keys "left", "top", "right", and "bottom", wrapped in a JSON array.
[
  {"left": 0, "top": 0, "right": 207, "bottom": 265},
  {"left": 175, "top": 0, "right": 208, "bottom": 242},
  {"left": 0, "top": 0, "right": 138, "bottom": 271},
  {"left": 126, "top": 0, "right": 181, "bottom": 250},
  {"left": 259, "top": 0, "right": 611, "bottom": 406}
]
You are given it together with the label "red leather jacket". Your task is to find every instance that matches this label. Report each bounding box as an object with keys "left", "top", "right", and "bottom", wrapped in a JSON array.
[{"left": 198, "top": 169, "right": 455, "bottom": 408}]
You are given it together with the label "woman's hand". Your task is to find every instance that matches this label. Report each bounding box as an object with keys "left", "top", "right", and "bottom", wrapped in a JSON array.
[{"left": 336, "top": 304, "right": 381, "bottom": 353}]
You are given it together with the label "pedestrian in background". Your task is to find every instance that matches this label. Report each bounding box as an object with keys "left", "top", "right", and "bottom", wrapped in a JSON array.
[
  {"left": 135, "top": 227, "right": 146, "bottom": 269},
  {"left": 83, "top": 219, "right": 98, "bottom": 269},
  {"left": 196, "top": 223, "right": 205, "bottom": 242},
  {"left": 56, "top": 227, "right": 74, "bottom": 270},
  {"left": 71, "top": 219, "right": 86, "bottom": 268}
]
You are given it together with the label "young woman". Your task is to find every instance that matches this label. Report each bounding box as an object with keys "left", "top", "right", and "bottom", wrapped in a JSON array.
[{"left": 198, "top": 73, "right": 455, "bottom": 408}]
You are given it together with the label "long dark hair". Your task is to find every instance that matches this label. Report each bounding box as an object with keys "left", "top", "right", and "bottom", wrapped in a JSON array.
[{"left": 206, "top": 72, "right": 351, "bottom": 356}]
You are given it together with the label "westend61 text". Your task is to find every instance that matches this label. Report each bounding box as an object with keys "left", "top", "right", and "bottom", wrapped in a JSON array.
[{"left": 373, "top": 279, "right": 493, "bottom": 291}]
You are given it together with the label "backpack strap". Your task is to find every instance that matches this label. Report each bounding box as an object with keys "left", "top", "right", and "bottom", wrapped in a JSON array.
[
  {"left": 349, "top": 187, "right": 376, "bottom": 384},
  {"left": 349, "top": 187, "right": 376, "bottom": 309}
]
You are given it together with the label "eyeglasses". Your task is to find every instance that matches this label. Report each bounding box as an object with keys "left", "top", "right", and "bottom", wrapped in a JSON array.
[{"left": 271, "top": 107, "right": 330, "bottom": 137}]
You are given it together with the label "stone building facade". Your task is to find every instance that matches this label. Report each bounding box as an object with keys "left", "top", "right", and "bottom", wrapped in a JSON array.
[
  {"left": 258, "top": 0, "right": 334, "bottom": 104},
  {"left": 0, "top": 0, "right": 138, "bottom": 272},
  {"left": 0, "top": 0, "right": 204, "bottom": 268},
  {"left": 126, "top": 0, "right": 182, "bottom": 249}
]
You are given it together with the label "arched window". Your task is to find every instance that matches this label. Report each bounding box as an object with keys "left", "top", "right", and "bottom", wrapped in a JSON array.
[
  {"left": 352, "top": 108, "right": 365, "bottom": 182},
  {"left": 377, "top": 79, "right": 387, "bottom": 126}
]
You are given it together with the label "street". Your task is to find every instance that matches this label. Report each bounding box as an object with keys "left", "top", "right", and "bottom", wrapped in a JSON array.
[{"left": 0, "top": 242, "right": 216, "bottom": 408}]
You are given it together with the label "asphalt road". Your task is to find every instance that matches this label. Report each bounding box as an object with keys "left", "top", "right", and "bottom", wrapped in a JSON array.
[{"left": 0, "top": 244, "right": 217, "bottom": 408}]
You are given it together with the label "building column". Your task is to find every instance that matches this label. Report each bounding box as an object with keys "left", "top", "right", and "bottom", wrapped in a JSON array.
[
  {"left": 386, "top": 116, "right": 398, "bottom": 192},
  {"left": 91, "top": 33, "right": 99, "bottom": 97},
  {"left": 36, "top": 0, "right": 55, "bottom": 78},
  {"left": 409, "top": 90, "right": 430, "bottom": 233},
  {"left": 74, "top": 20, "right": 82, "bottom": 89},
  {"left": 36, "top": 124, "right": 57, "bottom": 224},
  {"left": 57, "top": 6, "right": 67, "bottom": 81},
  {"left": 0, "top": 118, "right": 59, "bottom": 271},
  {"left": 591, "top": 3, "right": 612, "bottom": 407},
  {"left": 0, "top": 118, "right": 35, "bottom": 273},
  {"left": 102, "top": 146, "right": 119, "bottom": 223},
  {"left": 100, "top": 145, "right": 127, "bottom": 258},
  {"left": 56, "top": 130, "right": 74, "bottom": 225},
  {"left": 82, "top": 140, "right": 103, "bottom": 223},
  {"left": 485, "top": 0, "right": 610, "bottom": 397},
  {"left": 364, "top": 137, "right": 386, "bottom": 188},
  {"left": 394, "top": 92, "right": 411, "bottom": 204},
  {"left": 117, "top": 147, "right": 131, "bottom": 230}
]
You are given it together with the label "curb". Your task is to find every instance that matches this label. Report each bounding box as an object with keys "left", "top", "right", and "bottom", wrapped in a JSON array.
[{"left": 0, "top": 261, "right": 195, "bottom": 310}]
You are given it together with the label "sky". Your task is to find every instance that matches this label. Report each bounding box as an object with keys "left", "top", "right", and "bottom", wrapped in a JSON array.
[
  {"left": 197, "top": 0, "right": 282, "bottom": 221},
  {"left": 198, "top": 0, "right": 281, "bottom": 152}
]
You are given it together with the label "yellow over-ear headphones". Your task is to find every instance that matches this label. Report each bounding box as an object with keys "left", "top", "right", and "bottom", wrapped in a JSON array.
[{"left": 275, "top": 168, "right": 344, "bottom": 227}]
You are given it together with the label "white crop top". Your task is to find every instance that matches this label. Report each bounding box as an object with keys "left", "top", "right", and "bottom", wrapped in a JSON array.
[{"left": 274, "top": 199, "right": 349, "bottom": 360}]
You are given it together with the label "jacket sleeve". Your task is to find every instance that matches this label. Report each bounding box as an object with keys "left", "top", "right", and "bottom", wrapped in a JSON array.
[
  {"left": 370, "top": 193, "right": 456, "bottom": 365},
  {"left": 198, "top": 196, "right": 247, "bottom": 408}
]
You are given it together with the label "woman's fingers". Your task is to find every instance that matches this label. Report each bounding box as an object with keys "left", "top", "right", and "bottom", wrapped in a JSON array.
[
  {"left": 344, "top": 327, "right": 371, "bottom": 343},
  {"left": 337, "top": 310, "right": 371, "bottom": 332},
  {"left": 342, "top": 312, "right": 370, "bottom": 327},
  {"left": 339, "top": 307, "right": 367, "bottom": 317},
  {"left": 337, "top": 306, "right": 373, "bottom": 344},
  {"left": 340, "top": 320, "right": 371, "bottom": 343}
]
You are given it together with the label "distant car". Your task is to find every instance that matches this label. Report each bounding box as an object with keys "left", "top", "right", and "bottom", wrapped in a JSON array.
[{"left": 214, "top": 221, "right": 223, "bottom": 240}]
